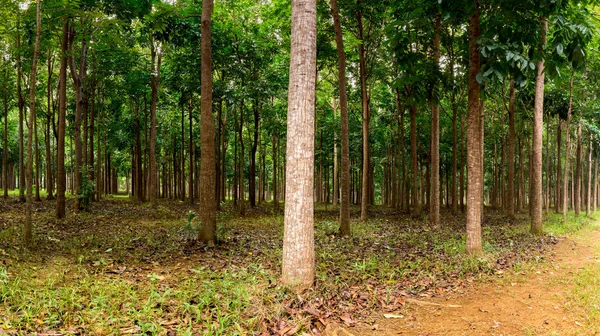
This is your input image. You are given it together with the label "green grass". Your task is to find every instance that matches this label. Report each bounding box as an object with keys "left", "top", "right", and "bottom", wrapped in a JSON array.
[
  {"left": 2, "top": 200, "right": 600, "bottom": 334},
  {"left": 544, "top": 211, "right": 600, "bottom": 236}
]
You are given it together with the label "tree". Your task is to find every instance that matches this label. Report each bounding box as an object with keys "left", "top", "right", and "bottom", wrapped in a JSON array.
[
  {"left": 530, "top": 17, "right": 547, "bottom": 235},
  {"left": 198, "top": 0, "right": 217, "bottom": 244},
  {"left": 281, "top": 0, "right": 316, "bottom": 288},
  {"left": 24, "top": 0, "right": 41, "bottom": 245},
  {"left": 466, "top": 0, "right": 482, "bottom": 255},
  {"left": 56, "top": 18, "right": 68, "bottom": 220},
  {"left": 330, "top": 0, "right": 350, "bottom": 236}
]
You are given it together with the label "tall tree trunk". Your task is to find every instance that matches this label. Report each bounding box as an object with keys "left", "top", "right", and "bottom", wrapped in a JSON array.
[
  {"left": 25, "top": 0, "right": 41, "bottom": 246},
  {"left": 562, "top": 71, "right": 574, "bottom": 222},
  {"left": 332, "top": 100, "right": 338, "bottom": 205},
  {"left": 331, "top": 0, "right": 351, "bottom": 235},
  {"left": 575, "top": 122, "right": 582, "bottom": 216},
  {"left": 429, "top": 13, "right": 441, "bottom": 227},
  {"left": 587, "top": 134, "right": 592, "bottom": 216},
  {"left": 282, "top": 0, "right": 317, "bottom": 289},
  {"left": 410, "top": 105, "right": 419, "bottom": 217},
  {"left": 198, "top": 0, "right": 217, "bottom": 244},
  {"left": 149, "top": 40, "right": 162, "bottom": 208},
  {"left": 17, "top": 17, "right": 25, "bottom": 202},
  {"left": 466, "top": 1, "right": 483, "bottom": 255},
  {"left": 56, "top": 18, "right": 69, "bottom": 219},
  {"left": 357, "top": 6, "right": 369, "bottom": 221},
  {"left": 67, "top": 22, "right": 88, "bottom": 211},
  {"left": 3, "top": 65, "right": 8, "bottom": 198},
  {"left": 530, "top": 17, "right": 547, "bottom": 235},
  {"left": 250, "top": 100, "right": 259, "bottom": 207},
  {"left": 272, "top": 134, "right": 278, "bottom": 212},
  {"left": 189, "top": 95, "right": 195, "bottom": 204},
  {"left": 556, "top": 115, "right": 561, "bottom": 213},
  {"left": 507, "top": 79, "right": 516, "bottom": 218},
  {"left": 181, "top": 97, "right": 186, "bottom": 201}
]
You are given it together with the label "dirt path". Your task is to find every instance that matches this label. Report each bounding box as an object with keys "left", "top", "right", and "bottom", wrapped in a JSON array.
[{"left": 342, "top": 228, "right": 600, "bottom": 336}]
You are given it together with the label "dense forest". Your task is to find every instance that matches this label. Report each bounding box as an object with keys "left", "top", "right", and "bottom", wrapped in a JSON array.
[{"left": 2, "top": 0, "right": 600, "bottom": 334}]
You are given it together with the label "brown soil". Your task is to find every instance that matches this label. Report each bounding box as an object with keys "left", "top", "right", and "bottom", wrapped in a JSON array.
[{"left": 343, "top": 228, "right": 600, "bottom": 336}]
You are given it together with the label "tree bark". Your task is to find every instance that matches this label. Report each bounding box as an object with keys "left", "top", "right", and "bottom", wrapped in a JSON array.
[
  {"left": 587, "top": 134, "right": 592, "bottom": 216},
  {"left": 331, "top": 0, "right": 350, "bottom": 235},
  {"left": 507, "top": 79, "right": 516, "bottom": 218},
  {"left": 562, "top": 71, "right": 574, "bottom": 222},
  {"left": 148, "top": 40, "right": 162, "bottom": 208},
  {"left": 429, "top": 13, "right": 441, "bottom": 227},
  {"left": 555, "top": 115, "right": 561, "bottom": 213},
  {"left": 56, "top": 18, "right": 69, "bottom": 219},
  {"left": 67, "top": 22, "right": 88, "bottom": 211},
  {"left": 282, "top": 0, "right": 316, "bottom": 289},
  {"left": 357, "top": 5, "right": 369, "bottom": 221},
  {"left": 17, "top": 17, "right": 25, "bottom": 202},
  {"left": 575, "top": 122, "right": 582, "bottom": 216},
  {"left": 198, "top": 0, "right": 217, "bottom": 244},
  {"left": 3, "top": 65, "right": 8, "bottom": 198},
  {"left": 530, "top": 17, "right": 547, "bottom": 235},
  {"left": 466, "top": 1, "right": 483, "bottom": 255},
  {"left": 25, "top": 0, "right": 42, "bottom": 246}
]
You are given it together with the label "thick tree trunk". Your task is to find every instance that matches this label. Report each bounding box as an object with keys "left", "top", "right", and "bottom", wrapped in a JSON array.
[
  {"left": 530, "top": 17, "right": 547, "bottom": 235},
  {"left": 282, "top": 0, "right": 316, "bottom": 289},
  {"left": 429, "top": 13, "right": 441, "bottom": 227},
  {"left": 56, "top": 19, "right": 69, "bottom": 219},
  {"left": 198, "top": 0, "right": 217, "bottom": 244},
  {"left": 25, "top": 0, "right": 41, "bottom": 246},
  {"left": 466, "top": 1, "right": 483, "bottom": 255},
  {"left": 331, "top": 0, "right": 350, "bottom": 235}
]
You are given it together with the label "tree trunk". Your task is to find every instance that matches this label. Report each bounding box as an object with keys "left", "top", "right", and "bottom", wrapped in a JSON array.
[
  {"left": 331, "top": 0, "right": 351, "bottom": 234},
  {"left": 250, "top": 100, "right": 259, "bottom": 207},
  {"left": 410, "top": 105, "right": 419, "bottom": 217},
  {"left": 3, "top": 65, "right": 8, "bottom": 198},
  {"left": 429, "top": 13, "right": 441, "bottom": 227},
  {"left": 67, "top": 22, "right": 88, "bottom": 212},
  {"left": 198, "top": 0, "right": 217, "bottom": 244},
  {"left": 56, "top": 18, "right": 69, "bottom": 219},
  {"left": 189, "top": 95, "right": 195, "bottom": 204},
  {"left": 530, "top": 17, "right": 547, "bottom": 235},
  {"left": 272, "top": 134, "right": 278, "bottom": 212},
  {"left": 507, "top": 79, "right": 516, "bottom": 218},
  {"left": 587, "top": 134, "right": 593, "bottom": 216},
  {"left": 149, "top": 40, "right": 162, "bottom": 208},
  {"left": 575, "top": 122, "right": 582, "bottom": 216},
  {"left": 25, "top": 0, "right": 41, "bottom": 246},
  {"left": 466, "top": 1, "right": 483, "bottom": 255},
  {"left": 562, "top": 71, "right": 574, "bottom": 222},
  {"left": 556, "top": 115, "right": 561, "bottom": 213},
  {"left": 282, "top": 0, "right": 317, "bottom": 289},
  {"left": 357, "top": 6, "right": 369, "bottom": 221},
  {"left": 17, "top": 17, "right": 25, "bottom": 202}
]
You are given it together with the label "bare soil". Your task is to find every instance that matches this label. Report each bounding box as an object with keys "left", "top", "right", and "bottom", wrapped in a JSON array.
[{"left": 345, "top": 227, "right": 600, "bottom": 336}]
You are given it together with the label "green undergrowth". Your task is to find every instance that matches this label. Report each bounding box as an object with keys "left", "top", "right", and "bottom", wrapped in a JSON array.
[{"left": 1, "top": 198, "right": 598, "bottom": 335}]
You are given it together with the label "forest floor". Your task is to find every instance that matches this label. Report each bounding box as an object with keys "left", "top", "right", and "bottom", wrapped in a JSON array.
[
  {"left": 347, "top": 216, "right": 600, "bottom": 336},
  {"left": 0, "top": 195, "right": 598, "bottom": 335}
]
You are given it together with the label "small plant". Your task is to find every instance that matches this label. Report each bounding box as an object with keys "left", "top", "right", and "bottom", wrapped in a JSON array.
[
  {"left": 77, "top": 170, "right": 96, "bottom": 211},
  {"left": 181, "top": 210, "right": 198, "bottom": 239}
]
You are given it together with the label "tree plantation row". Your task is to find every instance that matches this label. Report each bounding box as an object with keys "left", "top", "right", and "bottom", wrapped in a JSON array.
[{"left": 1, "top": 0, "right": 600, "bottom": 287}]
